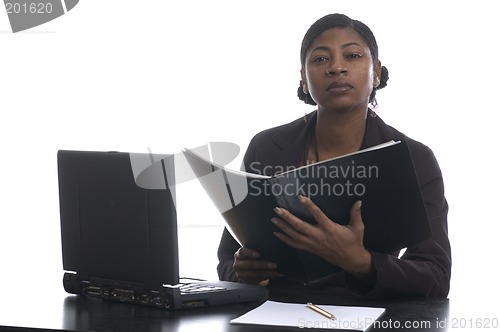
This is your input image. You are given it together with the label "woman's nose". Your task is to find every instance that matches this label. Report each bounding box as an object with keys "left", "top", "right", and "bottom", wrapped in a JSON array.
[{"left": 325, "top": 61, "right": 347, "bottom": 75}]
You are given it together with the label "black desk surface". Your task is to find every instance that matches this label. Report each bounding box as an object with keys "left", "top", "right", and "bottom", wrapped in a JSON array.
[
  {"left": 1, "top": 260, "right": 497, "bottom": 332},
  {"left": 0, "top": 282, "right": 459, "bottom": 332}
]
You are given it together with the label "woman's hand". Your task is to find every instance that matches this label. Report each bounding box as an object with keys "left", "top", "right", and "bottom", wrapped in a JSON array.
[
  {"left": 271, "top": 196, "right": 375, "bottom": 282},
  {"left": 233, "top": 247, "right": 283, "bottom": 285}
]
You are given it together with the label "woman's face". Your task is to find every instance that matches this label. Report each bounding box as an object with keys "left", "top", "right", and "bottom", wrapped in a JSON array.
[{"left": 301, "top": 27, "right": 381, "bottom": 113}]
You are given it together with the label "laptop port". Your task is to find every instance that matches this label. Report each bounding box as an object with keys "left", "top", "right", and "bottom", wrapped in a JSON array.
[
  {"left": 84, "top": 286, "right": 102, "bottom": 297},
  {"left": 182, "top": 299, "right": 208, "bottom": 308},
  {"left": 111, "top": 289, "right": 135, "bottom": 302},
  {"left": 137, "top": 294, "right": 150, "bottom": 305}
]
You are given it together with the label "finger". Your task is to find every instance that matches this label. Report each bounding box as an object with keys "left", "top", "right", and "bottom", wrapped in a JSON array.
[
  {"left": 234, "top": 258, "right": 277, "bottom": 271},
  {"left": 298, "top": 195, "right": 339, "bottom": 229},
  {"left": 234, "top": 247, "right": 261, "bottom": 259},
  {"left": 273, "top": 230, "right": 308, "bottom": 251},
  {"left": 348, "top": 200, "right": 364, "bottom": 232},
  {"left": 271, "top": 215, "right": 313, "bottom": 245},
  {"left": 236, "top": 270, "right": 284, "bottom": 284},
  {"left": 273, "top": 206, "right": 316, "bottom": 236},
  {"left": 233, "top": 257, "right": 282, "bottom": 284}
]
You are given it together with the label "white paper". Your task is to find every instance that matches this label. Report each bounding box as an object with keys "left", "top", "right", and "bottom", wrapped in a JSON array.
[{"left": 230, "top": 300, "right": 386, "bottom": 331}]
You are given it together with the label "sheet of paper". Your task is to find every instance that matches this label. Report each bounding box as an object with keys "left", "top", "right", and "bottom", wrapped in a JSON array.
[{"left": 230, "top": 300, "right": 386, "bottom": 331}]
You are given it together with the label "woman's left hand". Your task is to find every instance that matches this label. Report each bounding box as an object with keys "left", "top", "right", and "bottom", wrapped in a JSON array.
[{"left": 271, "top": 195, "right": 374, "bottom": 281}]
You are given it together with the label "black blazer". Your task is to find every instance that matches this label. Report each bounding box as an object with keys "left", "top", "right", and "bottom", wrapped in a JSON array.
[{"left": 217, "top": 110, "right": 451, "bottom": 300}]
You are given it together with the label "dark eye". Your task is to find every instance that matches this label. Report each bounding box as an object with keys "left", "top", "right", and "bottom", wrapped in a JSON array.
[
  {"left": 347, "top": 53, "right": 362, "bottom": 59},
  {"left": 312, "top": 56, "right": 329, "bottom": 63}
]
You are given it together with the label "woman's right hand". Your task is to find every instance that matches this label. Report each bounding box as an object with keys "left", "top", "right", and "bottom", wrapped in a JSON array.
[{"left": 233, "top": 247, "right": 283, "bottom": 285}]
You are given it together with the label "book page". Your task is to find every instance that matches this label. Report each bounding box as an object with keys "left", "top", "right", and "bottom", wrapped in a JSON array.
[
  {"left": 230, "top": 300, "right": 386, "bottom": 331},
  {"left": 182, "top": 147, "right": 271, "bottom": 180},
  {"left": 276, "top": 140, "right": 399, "bottom": 176},
  {"left": 182, "top": 146, "right": 271, "bottom": 213}
]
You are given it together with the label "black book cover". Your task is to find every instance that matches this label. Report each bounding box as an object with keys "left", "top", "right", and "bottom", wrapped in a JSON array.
[{"left": 183, "top": 140, "right": 431, "bottom": 284}]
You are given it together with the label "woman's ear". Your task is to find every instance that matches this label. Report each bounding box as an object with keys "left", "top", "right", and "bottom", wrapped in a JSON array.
[
  {"left": 300, "top": 68, "right": 309, "bottom": 94},
  {"left": 374, "top": 60, "right": 382, "bottom": 88}
]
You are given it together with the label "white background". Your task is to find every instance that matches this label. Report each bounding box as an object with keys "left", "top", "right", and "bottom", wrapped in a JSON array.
[{"left": 1, "top": 0, "right": 499, "bottom": 322}]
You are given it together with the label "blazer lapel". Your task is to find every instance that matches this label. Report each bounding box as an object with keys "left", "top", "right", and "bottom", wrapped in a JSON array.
[
  {"left": 362, "top": 111, "right": 400, "bottom": 148},
  {"left": 253, "top": 112, "right": 317, "bottom": 175}
]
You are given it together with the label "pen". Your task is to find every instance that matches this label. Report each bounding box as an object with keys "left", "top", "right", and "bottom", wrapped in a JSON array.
[{"left": 306, "top": 302, "right": 337, "bottom": 320}]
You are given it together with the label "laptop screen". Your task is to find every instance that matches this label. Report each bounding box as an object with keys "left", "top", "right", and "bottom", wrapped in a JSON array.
[{"left": 57, "top": 150, "right": 179, "bottom": 288}]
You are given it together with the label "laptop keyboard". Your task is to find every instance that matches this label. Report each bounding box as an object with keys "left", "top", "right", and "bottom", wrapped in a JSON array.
[{"left": 179, "top": 283, "right": 226, "bottom": 295}]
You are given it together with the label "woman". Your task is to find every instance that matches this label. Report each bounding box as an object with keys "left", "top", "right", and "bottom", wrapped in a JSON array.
[{"left": 217, "top": 13, "right": 451, "bottom": 299}]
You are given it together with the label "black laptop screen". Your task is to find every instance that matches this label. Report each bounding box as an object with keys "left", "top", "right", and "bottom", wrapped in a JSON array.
[{"left": 57, "top": 150, "right": 179, "bottom": 287}]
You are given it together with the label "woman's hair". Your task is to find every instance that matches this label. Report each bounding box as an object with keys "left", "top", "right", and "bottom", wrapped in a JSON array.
[{"left": 297, "top": 13, "right": 389, "bottom": 106}]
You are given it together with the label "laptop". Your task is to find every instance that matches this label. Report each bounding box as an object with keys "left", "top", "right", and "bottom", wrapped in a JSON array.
[{"left": 57, "top": 149, "right": 266, "bottom": 310}]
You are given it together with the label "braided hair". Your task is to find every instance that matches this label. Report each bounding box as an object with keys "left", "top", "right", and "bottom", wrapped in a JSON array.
[{"left": 297, "top": 13, "right": 389, "bottom": 106}]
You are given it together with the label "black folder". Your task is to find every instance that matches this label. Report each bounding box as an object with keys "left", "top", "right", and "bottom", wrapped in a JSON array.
[{"left": 183, "top": 140, "right": 431, "bottom": 284}]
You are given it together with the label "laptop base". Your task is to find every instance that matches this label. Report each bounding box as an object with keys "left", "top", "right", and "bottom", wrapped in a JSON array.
[{"left": 63, "top": 272, "right": 266, "bottom": 310}]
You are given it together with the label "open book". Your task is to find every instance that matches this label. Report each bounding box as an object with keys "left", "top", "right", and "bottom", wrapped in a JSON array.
[{"left": 183, "top": 140, "right": 431, "bottom": 284}]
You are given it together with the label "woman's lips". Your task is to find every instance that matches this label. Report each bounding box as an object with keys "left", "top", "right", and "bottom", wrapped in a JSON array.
[{"left": 327, "top": 82, "right": 352, "bottom": 92}]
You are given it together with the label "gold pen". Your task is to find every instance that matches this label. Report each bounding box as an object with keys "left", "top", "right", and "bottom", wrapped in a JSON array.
[{"left": 306, "top": 302, "right": 337, "bottom": 320}]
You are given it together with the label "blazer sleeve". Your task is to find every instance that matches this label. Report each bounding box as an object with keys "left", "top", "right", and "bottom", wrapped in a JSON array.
[
  {"left": 216, "top": 227, "right": 241, "bottom": 282},
  {"left": 346, "top": 142, "right": 452, "bottom": 299}
]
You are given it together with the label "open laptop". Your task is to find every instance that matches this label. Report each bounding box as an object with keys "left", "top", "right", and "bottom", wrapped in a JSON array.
[{"left": 57, "top": 149, "right": 266, "bottom": 310}]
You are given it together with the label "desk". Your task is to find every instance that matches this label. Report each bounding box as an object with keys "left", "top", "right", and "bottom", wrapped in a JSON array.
[{"left": 0, "top": 284, "right": 452, "bottom": 332}]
